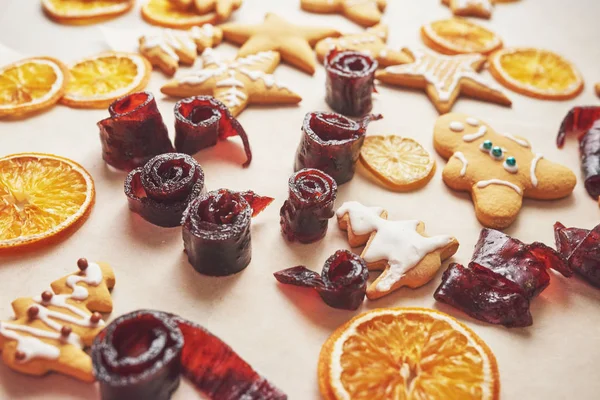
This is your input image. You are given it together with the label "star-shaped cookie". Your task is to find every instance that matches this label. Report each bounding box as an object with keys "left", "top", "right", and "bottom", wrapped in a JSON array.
[
  {"left": 161, "top": 48, "right": 302, "bottom": 117},
  {"left": 220, "top": 13, "right": 340, "bottom": 75},
  {"left": 301, "top": 0, "right": 387, "bottom": 27},
  {"left": 376, "top": 48, "right": 511, "bottom": 114},
  {"left": 336, "top": 201, "right": 459, "bottom": 300},
  {"left": 434, "top": 113, "right": 577, "bottom": 229},
  {"left": 442, "top": 0, "right": 494, "bottom": 19},
  {"left": 315, "top": 24, "right": 411, "bottom": 67}
]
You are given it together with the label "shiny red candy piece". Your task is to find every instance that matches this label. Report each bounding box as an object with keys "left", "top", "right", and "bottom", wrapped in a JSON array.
[
  {"left": 92, "top": 310, "right": 286, "bottom": 400},
  {"left": 325, "top": 49, "right": 378, "bottom": 117},
  {"left": 295, "top": 112, "right": 382, "bottom": 185},
  {"left": 557, "top": 106, "right": 600, "bottom": 199},
  {"left": 98, "top": 92, "right": 174, "bottom": 171},
  {"left": 435, "top": 229, "right": 571, "bottom": 328},
  {"left": 174, "top": 96, "right": 252, "bottom": 167},
  {"left": 182, "top": 189, "right": 272, "bottom": 276},
  {"left": 280, "top": 168, "right": 337, "bottom": 243},
  {"left": 555, "top": 222, "right": 600, "bottom": 287},
  {"left": 274, "top": 250, "right": 368, "bottom": 310},
  {"left": 124, "top": 153, "right": 205, "bottom": 227}
]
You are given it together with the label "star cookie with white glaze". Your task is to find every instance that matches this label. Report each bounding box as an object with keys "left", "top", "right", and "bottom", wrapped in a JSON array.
[
  {"left": 301, "top": 0, "right": 387, "bottom": 27},
  {"left": 220, "top": 13, "right": 340, "bottom": 75},
  {"left": 434, "top": 113, "right": 576, "bottom": 229},
  {"left": 337, "top": 201, "right": 459, "bottom": 300},
  {"left": 315, "top": 24, "right": 411, "bottom": 67},
  {"left": 161, "top": 48, "right": 302, "bottom": 116},
  {"left": 376, "top": 48, "right": 511, "bottom": 114}
]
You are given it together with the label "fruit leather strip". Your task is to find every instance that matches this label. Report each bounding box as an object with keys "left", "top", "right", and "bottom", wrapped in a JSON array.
[
  {"left": 325, "top": 49, "right": 378, "bottom": 117},
  {"left": 280, "top": 168, "right": 337, "bottom": 244},
  {"left": 434, "top": 263, "right": 533, "bottom": 328},
  {"left": 555, "top": 222, "right": 600, "bottom": 288},
  {"left": 124, "top": 153, "right": 205, "bottom": 227},
  {"left": 98, "top": 92, "right": 174, "bottom": 171},
  {"left": 174, "top": 96, "right": 252, "bottom": 167}
]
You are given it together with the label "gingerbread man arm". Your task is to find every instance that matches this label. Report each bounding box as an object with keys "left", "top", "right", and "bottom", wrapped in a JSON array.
[
  {"left": 524, "top": 158, "right": 577, "bottom": 200},
  {"left": 342, "top": 0, "right": 386, "bottom": 27}
]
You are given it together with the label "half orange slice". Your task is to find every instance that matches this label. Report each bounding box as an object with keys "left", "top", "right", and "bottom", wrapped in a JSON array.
[
  {"left": 42, "top": 0, "right": 134, "bottom": 24},
  {"left": 421, "top": 18, "right": 502, "bottom": 55}
]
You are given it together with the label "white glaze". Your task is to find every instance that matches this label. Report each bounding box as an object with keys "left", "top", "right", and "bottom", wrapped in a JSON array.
[
  {"left": 449, "top": 121, "right": 465, "bottom": 132},
  {"left": 463, "top": 126, "right": 487, "bottom": 142},
  {"left": 453, "top": 151, "right": 468, "bottom": 176},
  {"left": 530, "top": 153, "right": 544, "bottom": 187},
  {"left": 466, "top": 117, "right": 479, "bottom": 126},
  {"left": 502, "top": 132, "right": 530, "bottom": 148},
  {"left": 477, "top": 179, "right": 522, "bottom": 195},
  {"left": 503, "top": 160, "right": 519, "bottom": 174},
  {"left": 336, "top": 202, "right": 453, "bottom": 292}
]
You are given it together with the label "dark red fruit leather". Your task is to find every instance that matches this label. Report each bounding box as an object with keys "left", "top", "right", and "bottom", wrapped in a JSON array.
[
  {"left": 325, "top": 49, "right": 378, "bottom": 117},
  {"left": 294, "top": 111, "right": 382, "bottom": 185},
  {"left": 274, "top": 250, "right": 368, "bottom": 310},
  {"left": 556, "top": 106, "right": 600, "bottom": 199},
  {"left": 98, "top": 92, "right": 174, "bottom": 171},
  {"left": 174, "top": 96, "right": 252, "bottom": 167},
  {"left": 434, "top": 229, "right": 571, "bottom": 328},
  {"left": 92, "top": 310, "right": 286, "bottom": 400},
  {"left": 280, "top": 168, "right": 337, "bottom": 244},
  {"left": 554, "top": 222, "right": 600, "bottom": 288},
  {"left": 124, "top": 153, "right": 205, "bottom": 227},
  {"left": 182, "top": 189, "right": 273, "bottom": 276}
]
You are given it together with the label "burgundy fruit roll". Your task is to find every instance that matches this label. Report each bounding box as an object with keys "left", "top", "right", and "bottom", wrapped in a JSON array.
[
  {"left": 325, "top": 49, "right": 378, "bottom": 117},
  {"left": 280, "top": 168, "right": 337, "bottom": 244},
  {"left": 98, "top": 92, "right": 174, "bottom": 171},
  {"left": 124, "top": 153, "right": 205, "bottom": 227},
  {"left": 295, "top": 111, "right": 382, "bottom": 185}
]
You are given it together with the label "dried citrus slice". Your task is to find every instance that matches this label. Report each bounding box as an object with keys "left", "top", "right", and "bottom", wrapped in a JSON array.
[
  {"left": 0, "top": 57, "right": 69, "bottom": 119},
  {"left": 0, "top": 153, "right": 95, "bottom": 251},
  {"left": 489, "top": 48, "right": 584, "bottom": 100},
  {"left": 141, "top": 0, "right": 217, "bottom": 29},
  {"left": 595, "top": 83, "right": 600, "bottom": 98},
  {"left": 421, "top": 18, "right": 502, "bottom": 55},
  {"left": 61, "top": 52, "right": 151, "bottom": 109},
  {"left": 360, "top": 135, "right": 436, "bottom": 191},
  {"left": 319, "top": 307, "right": 500, "bottom": 400},
  {"left": 41, "top": 0, "right": 134, "bottom": 24}
]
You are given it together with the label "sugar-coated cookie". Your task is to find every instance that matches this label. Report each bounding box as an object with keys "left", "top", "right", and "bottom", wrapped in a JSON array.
[
  {"left": 0, "top": 259, "right": 115, "bottom": 382},
  {"left": 301, "top": 0, "right": 387, "bottom": 27},
  {"left": 376, "top": 48, "right": 511, "bottom": 114},
  {"left": 337, "top": 201, "right": 459, "bottom": 300},
  {"left": 434, "top": 113, "right": 577, "bottom": 229}
]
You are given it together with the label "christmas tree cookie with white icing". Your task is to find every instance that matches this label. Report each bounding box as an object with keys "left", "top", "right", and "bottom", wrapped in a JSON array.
[
  {"left": 336, "top": 201, "right": 459, "bottom": 300},
  {"left": 434, "top": 113, "right": 577, "bottom": 229},
  {"left": 0, "top": 258, "right": 115, "bottom": 382}
]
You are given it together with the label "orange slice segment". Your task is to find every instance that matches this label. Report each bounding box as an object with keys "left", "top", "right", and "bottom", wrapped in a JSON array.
[
  {"left": 0, "top": 153, "right": 95, "bottom": 251},
  {"left": 319, "top": 308, "right": 500, "bottom": 400},
  {"left": 41, "top": 0, "right": 134, "bottom": 24},
  {"left": 61, "top": 52, "right": 151, "bottom": 109},
  {"left": 489, "top": 48, "right": 584, "bottom": 100},
  {"left": 0, "top": 57, "right": 69, "bottom": 118},
  {"left": 142, "top": 0, "right": 217, "bottom": 29},
  {"left": 421, "top": 18, "right": 502, "bottom": 55},
  {"left": 360, "top": 135, "right": 436, "bottom": 191}
]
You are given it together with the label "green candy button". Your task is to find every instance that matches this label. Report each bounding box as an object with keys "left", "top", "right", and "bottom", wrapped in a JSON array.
[{"left": 491, "top": 146, "right": 503, "bottom": 158}]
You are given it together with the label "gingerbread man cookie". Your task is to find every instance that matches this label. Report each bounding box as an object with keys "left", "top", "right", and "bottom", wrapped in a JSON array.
[
  {"left": 161, "top": 48, "right": 302, "bottom": 116},
  {"left": 442, "top": 0, "right": 494, "bottom": 19},
  {"left": 315, "top": 24, "right": 411, "bottom": 67},
  {"left": 140, "top": 24, "right": 223, "bottom": 76},
  {"left": 434, "top": 113, "right": 577, "bottom": 229},
  {"left": 376, "top": 48, "right": 511, "bottom": 114},
  {"left": 337, "top": 201, "right": 459, "bottom": 300},
  {"left": 0, "top": 259, "right": 115, "bottom": 382},
  {"left": 301, "top": 0, "right": 387, "bottom": 27}
]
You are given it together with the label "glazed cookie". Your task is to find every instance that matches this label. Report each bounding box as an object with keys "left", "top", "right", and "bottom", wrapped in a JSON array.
[
  {"left": 194, "top": 0, "right": 242, "bottom": 20},
  {"left": 434, "top": 113, "right": 577, "bottom": 229},
  {"left": 301, "top": 0, "right": 387, "bottom": 27},
  {"left": 337, "top": 201, "right": 459, "bottom": 300},
  {"left": 139, "top": 24, "right": 223, "bottom": 76},
  {"left": 0, "top": 259, "right": 115, "bottom": 382},
  {"left": 376, "top": 48, "right": 511, "bottom": 114},
  {"left": 442, "top": 0, "right": 494, "bottom": 19},
  {"left": 161, "top": 48, "right": 301, "bottom": 116},
  {"left": 315, "top": 24, "right": 411, "bottom": 67}
]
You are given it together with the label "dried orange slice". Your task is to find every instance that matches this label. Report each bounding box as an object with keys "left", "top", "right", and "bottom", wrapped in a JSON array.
[
  {"left": 421, "top": 18, "right": 502, "bottom": 55},
  {"left": 360, "top": 135, "right": 436, "bottom": 191},
  {"left": 489, "top": 48, "right": 584, "bottom": 100},
  {"left": 0, "top": 57, "right": 69, "bottom": 119},
  {"left": 0, "top": 153, "right": 95, "bottom": 251},
  {"left": 61, "top": 52, "right": 151, "bottom": 109},
  {"left": 319, "top": 308, "right": 500, "bottom": 400},
  {"left": 141, "top": 0, "right": 217, "bottom": 29},
  {"left": 595, "top": 83, "right": 600, "bottom": 98},
  {"left": 42, "top": 0, "right": 134, "bottom": 24}
]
